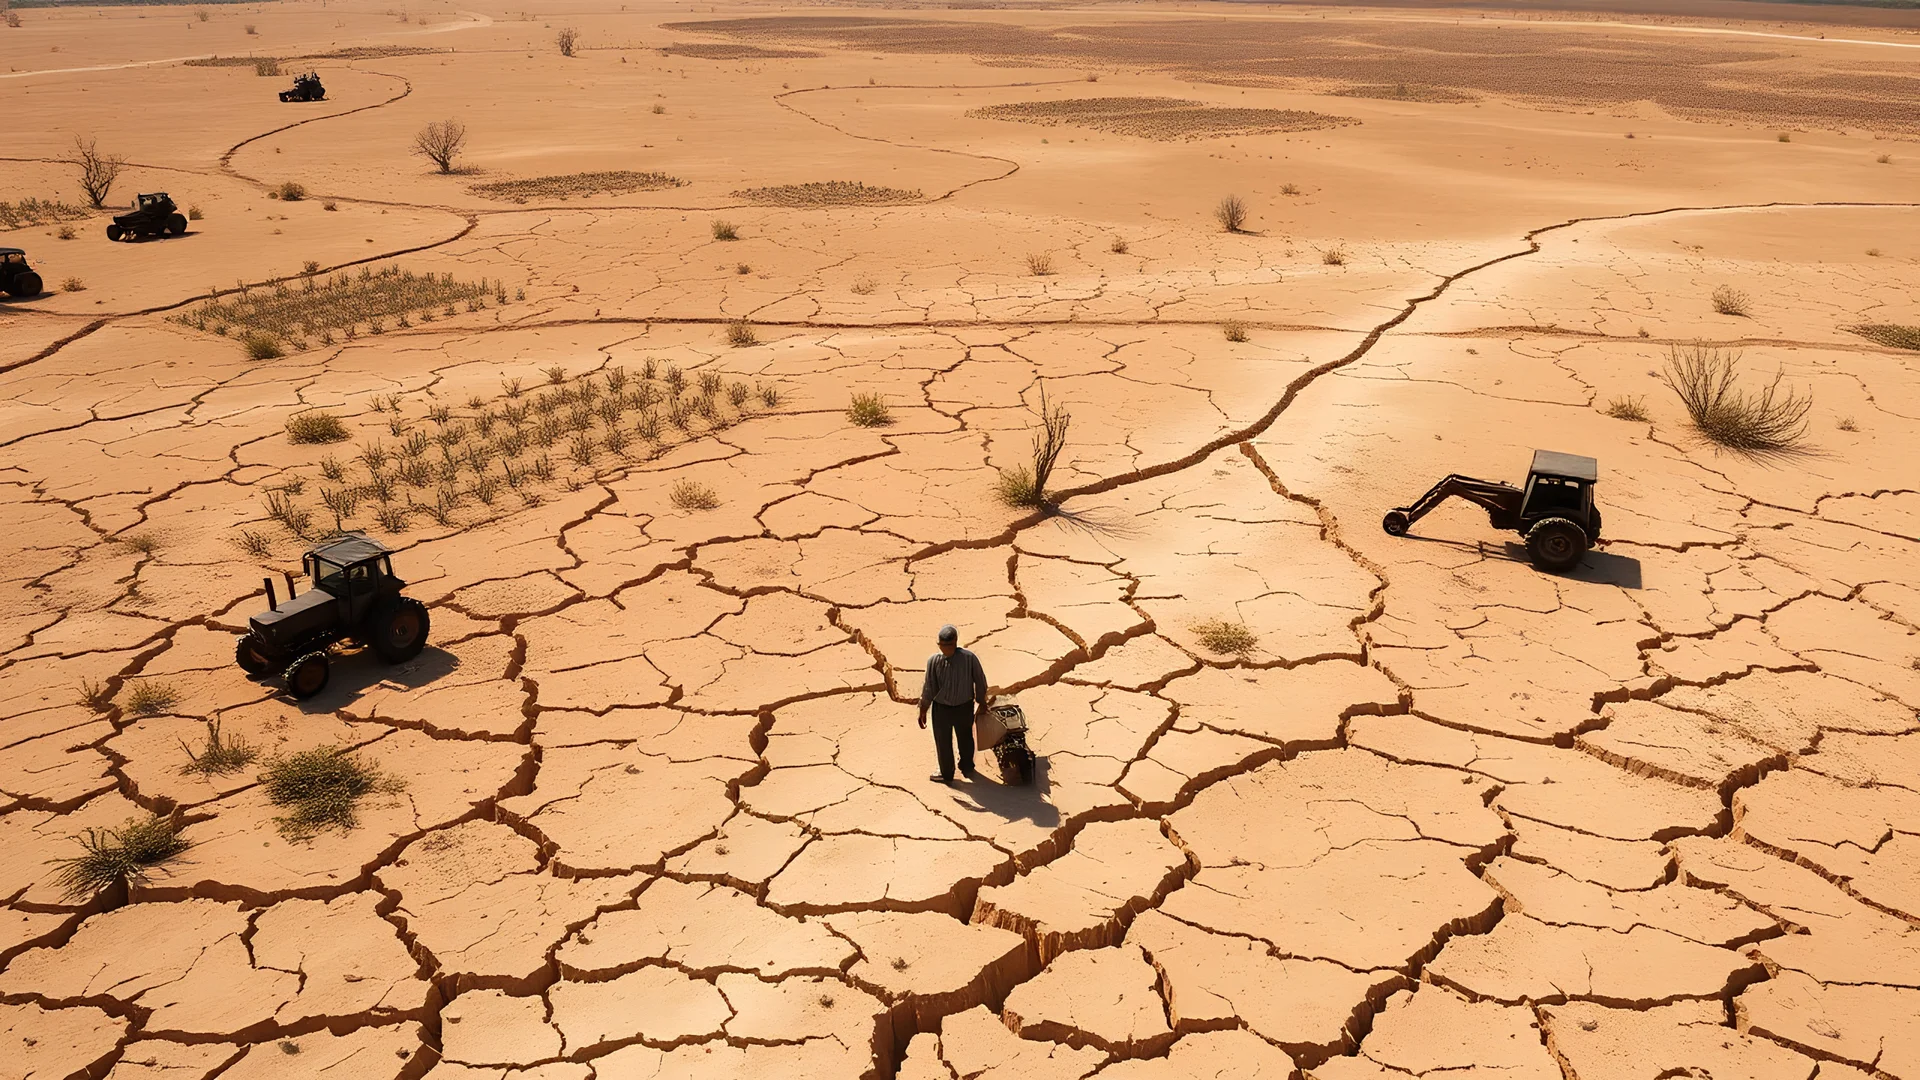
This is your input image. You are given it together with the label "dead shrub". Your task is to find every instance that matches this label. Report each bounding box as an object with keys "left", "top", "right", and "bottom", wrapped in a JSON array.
[
  {"left": 725, "top": 319, "right": 758, "bottom": 347},
  {"left": 276, "top": 181, "right": 306, "bottom": 201},
  {"left": 71, "top": 135, "right": 125, "bottom": 209},
  {"left": 1025, "top": 252, "right": 1056, "bottom": 276},
  {"left": 1603, "top": 396, "right": 1649, "bottom": 422},
  {"left": 123, "top": 681, "right": 181, "bottom": 717},
  {"left": 1660, "top": 343, "right": 1810, "bottom": 453},
  {"left": 1711, "top": 285, "right": 1751, "bottom": 317},
  {"left": 412, "top": 118, "right": 468, "bottom": 174},
  {"left": 50, "top": 815, "right": 189, "bottom": 900},
  {"left": 711, "top": 219, "right": 739, "bottom": 241},
  {"left": 180, "top": 720, "right": 257, "bottom": 776},
  {"left": 556, "top": 26, "right": 578, "bottom": 56},
  {"left": 997, "top": 384, "right": 1070, "bottom": 509},
  {"left": 1223, "top": 320, "right": 1249, "bottom": 343},
  {"left": 1215, "top": 193, "right": 1248, "bottom": 232}
]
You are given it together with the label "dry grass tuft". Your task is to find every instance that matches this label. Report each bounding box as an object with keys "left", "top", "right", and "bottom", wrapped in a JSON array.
[
  {"left": 1025, "top": 252, "right": 1056, "bottom": 276},
  {"left": 1836, "top": 416, "right": 1858, "bottom": 432},
  {"left": 1321, "top": 247, "right": 1349, "bottom": 266},
  {"left": 260, "top": 747, "right": 403, "bottom": 841},
  {"left": 180, "top": 720, "right": 257, "bottom": 776},
  {"left": 1215, "top": 194, "right": 1248, "bottom": 233},
  {"left": 1192, "top": 618, "right": 1259, "bottom": 656},
  {"left": 244, "top": 333, "right": 285, "bottom": 361},
  {"left": 123, "top": 681, "right": 181, "bottom": 717},
  {"left": 62, "top": 277, "right": 86, "bottom": 292},
  {"left": 556, "top": 26, "right": 578, "bottom": 56},
  {"left": 470, "top": 170, "right": 686, "bottom": 202},
  {"left": 1711, "top": 285, "right": 1752, "bottom": 317},
  {"left": 286, "top": 410, "right": 349, "bottom": 444},
  {"left": 726, "top": 319, "right": 759, "bottom": 347},
  {"left": 1110, "top": 236, "right": 1129, "bottom": 254},
  {"left": 50, "top": 815, "right": 188, "bottom": 900},
  {"left": 1846, "top": 323, "right": 1920, "bottom": 351},
  {"left": 1604, "top": 396, "right": 1650, "bottom": 422},
  {"left": 276, "top": 181, "right": 306, "bottom": 201},
  {"left": 1661, "top": 343, "right": 1811, "bottom": 453},
  {"left": 669, "top": 479, "right": 721, "bottom": 510},
  {"left": 77, "top": 678, "right": 115, "bottom": 714},
  {"left": 1223, "top": 320, "right": 1249, "bottom": 343},
  {"left": 734, "top": 181, "right": 922, "bottom": 206},
  {"left": 847, "top": 392, "right": 893, "bottom": 427},
  {"left": 711, "top": 219, "right": 739, "bottom": 241}
]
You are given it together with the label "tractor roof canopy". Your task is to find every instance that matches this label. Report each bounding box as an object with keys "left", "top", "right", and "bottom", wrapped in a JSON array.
[
  {"left": 306, "top": 531, "right": 393, "bottom": 569},
  {"left": 0, "top": 247, "right": 24, "bottom": 257},
  {"left": 1530, "top": 449, "right": 1598, "bottom": 484},
  {"left": 136, "top": 193, "right": 171, "bottom": 205}
]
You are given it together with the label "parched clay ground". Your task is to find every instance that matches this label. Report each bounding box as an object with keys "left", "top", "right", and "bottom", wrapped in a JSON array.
[{"left": 3, "top": 0, "right": 1919, "bottom": 1077}]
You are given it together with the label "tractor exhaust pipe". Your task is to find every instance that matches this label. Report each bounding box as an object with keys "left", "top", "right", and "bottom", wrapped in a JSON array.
[
  {"left": 264, "top": 577, "right": 278, "bottom": 611},
  {"left": 284, "top": 571, "right": 297, "bottom": 599}
]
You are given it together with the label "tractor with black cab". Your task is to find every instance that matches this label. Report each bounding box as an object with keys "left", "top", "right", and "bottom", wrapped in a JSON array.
[
  {"left": 106, "top": 193, "right": 188, "bottom": 241},
  {"left": 1382, "top": 449, "right": 1601, "bottom": 573},
  {"left": 0, "top": 248, "right": 44, "bottom": 298},
  {"left": 236, "top": 532, "right": 431, "bottom": 699},
  {"left": 279, "top": 71, "right": 326, "bottom": 102}
]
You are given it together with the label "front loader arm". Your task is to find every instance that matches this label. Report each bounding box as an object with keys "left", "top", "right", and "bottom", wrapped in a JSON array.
[{"left": 1383, "top": 475, "right": 1522, "bottom": 535}]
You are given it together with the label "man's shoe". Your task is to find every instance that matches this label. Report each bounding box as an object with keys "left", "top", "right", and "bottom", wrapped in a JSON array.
[
  {"left": 930, "top": 773, "right": 953, "bottom": 784},
  {"left": 961, "top": 768, "right": 980, "bottom": 781}
]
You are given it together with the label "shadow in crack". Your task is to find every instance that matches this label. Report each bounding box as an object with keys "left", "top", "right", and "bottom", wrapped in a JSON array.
[{"left": 951, "top": 754, "right": 1061, "bottom": 830}]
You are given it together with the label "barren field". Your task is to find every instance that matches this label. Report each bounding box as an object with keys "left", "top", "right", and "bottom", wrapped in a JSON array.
[{"left": 2, "top": 1, "right": 1918, "bottom": 1079}]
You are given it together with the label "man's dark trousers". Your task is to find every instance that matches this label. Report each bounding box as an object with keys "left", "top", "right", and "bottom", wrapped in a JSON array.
[{"left": 930, "top": 701, "right": 975, "bottom": 780}]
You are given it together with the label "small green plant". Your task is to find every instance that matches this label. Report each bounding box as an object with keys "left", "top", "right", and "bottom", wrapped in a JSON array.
[
  {"left": 1215, "top": 193, "right": 1248, "bottom": 232},
  {"left": 996, "top": 384, "right": 1071, "bottom": 509},
  {"left": 1661, "top": 343, "right": 1810, "bottom": 453},
  {"left": 1711, "top": 285, "right": 1751, "bottom": 317},
  {"left": 994, "top": 464, "right": 1038, "bottom": 508},
  {"left": 711, "top": 219, "right": 738, "bottom": 241},
  {"left": 670, "top": 479, "right": 721, "bottom": 510},
  {"left": 1192, "top": 618, "right": 1258, "bottom": 656},
  {"left": 1223, "top": 320, "right": 1249, "bottom": 343},
  {"left": 49, "top": 815, "right": 189, "bottom": 900},
  {"left": 847, "top": 392, "right": 892, "bottom": 427},
  {"left": 1025, "top": 252, "right": 1055, "bottom": 276},
  {"left": 277, "top": 181, "right": 306, "bottom": 201},
  {"left": 258, "top": 747, "right": 404, "bottom": 841},
  {"left": 123, "top": 681, "right": 181, "bottom": 717},
  {"left": 286, "top": 410, "right": 349, "bottom": 444},
  {"left": 1604, "top": 396, "right": 1649, "bottom": 422},
  {"left": 180, "top": 720, "right": 257, "bottom": 776},
  {"left": 726, "top": 320, "right": 758, "bottom": 347}
]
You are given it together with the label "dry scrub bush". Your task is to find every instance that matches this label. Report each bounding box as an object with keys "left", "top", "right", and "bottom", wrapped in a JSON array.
[
  {"left": 1604, "top": 396, "right": 1650, "bottom": 422},
  {"left": 1711, "top": 285, "right": 1752, "bottom": 317},
  {"left": 234, "top": 528, "right": 274, "bottom": 557},
  {"left": 276, "top": 181, "right": 306, "bottom": 201},
  {"left": 556, "top": 26, "right": 578, "bottom": 56},
  {"left": 260, "top": 747, "right": 403, "bottom": 840},
  {"left": 412, "top": 118, "right": 467, "bottom": 174},
  {"left": 1661, "top": 344, "right": 1810, "bottom": 453},
  {"left": 1192, "top": 619, "right": 1259, "bottom": 656},
  {"left": 189, "top": 204, "right": 204, "bottom": 220},
  {"left": 244, "top": 333, "right": 285, "bottom": 360},
  {"left": 1848, "top": 324, "right": 1920, "bottom": 351},
  {"left": 50, "top": 815, "right": 188, "bottom": 900},
  {"left": 1877, "top": 153, "right": 1894, "bottom": 164},
  {"left": 847, "top": 392, "right": 892, "bottom": 427},
  {"left": 180, "top": 720, "right": 257, "bottom": 776},
  {"left": 1215, "top": 194, "right": 1248, "bottom": 233},
  {"left": 726, "top": 319, "right": 758, "bottom": 347},
  {"left": 0, "top": 198, "right": 91, "bottom": 229},
  {"left": 255, "top": 57, "right": 282, "bottom": 76},
  {"left": 62, "top": 277, "right": 85, "bottom": 292},
  {"left": 1836, "top": 416, "right": 1858, "bottom": 432},
  {"left": 669, "top": 478, "right": 720, "bottom": 510},
  {"left": 71, "top": 135, "right": 125, "bottom": 209},
  {"left": 1025, "top": 252, "right": 1056, "bottom": 276},
  {"left": 711, "top": 219, "right": 739, "bottom": 241},
  {"left": 57, "top": 224, "right": 76, "bottom": 239},
  {"left": 1110, "top": 236, "right": 1129, "bottom": 254},
  {"left": 1223, "top": 320, "right": 1249, "bottom": 342},
  {"left": 123, "top": 681, "right": 181, "bottom": 716},
  {"left": 1321, "top": 247, "right": 1349, "bottom": 266},
  {"left": 997, "top": 384, "right": 1071, "bottom": 509},
  {"left": 244, "top": 22, "right": 257, "bottom": 34}
]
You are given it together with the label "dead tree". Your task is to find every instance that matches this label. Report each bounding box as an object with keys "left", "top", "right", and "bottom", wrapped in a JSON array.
[
  {"left": 411, "top": 119, "right": 467, "bottom": 174},
  {"left": 72, "top": 135, "right": 125, "bottom": 209}
]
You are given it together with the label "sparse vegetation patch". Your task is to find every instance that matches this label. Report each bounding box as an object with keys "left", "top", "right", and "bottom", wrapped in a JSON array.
[
  {"left": 661, "top": 42, "right": 819, "bottom": 59},
  {"left": 734, "top": 181, "right": 922, "bottom": 206},
  {"left": 0, "top": 197, "right": 92, "bottom": 229},
  {"left": 123, "top": 681, "right": 181, "bottom": 716},
  {"left": 50, "top": 815, "right": 189, "bottom": 900},
  {"left": 1846, "top": 323, "right": 1920, "bottom": 351},
  {"left": 1604, "top": 395, "right": 1649, "bottom": 422},
  {"left": 180, "top": 720, "right": 258, "bottom": 776},
  {"left": 470, "top": 171, "right": 687, "bottom": 202},
  {"left": 259, "top": 746, "right": 403, "bottom": 841},
  {"left": 173, "top": 265, "right": 501, "bottom": 353},
  {"left": 1330, "top": 83, "right": 1476, "bottom": 103},
  {"left": 967, "top": 96, "right": 1357, "bottom": 141},
  {"left": 847, "top": 392, "right": 893, "bottom": 427},
  {"left": 996, "top": 384, "right": 1071, "bottom": 509}
]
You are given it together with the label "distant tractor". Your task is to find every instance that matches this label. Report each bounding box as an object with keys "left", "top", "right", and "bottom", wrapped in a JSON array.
[
  {"left": 0, "top": 248, "right": 44, "bottom": 298},
  {"left": 1382, "top": 450, "right": 1602, "bottom": 573},
  {"left": 236, "top": 532, "right": 431, "bottom": 699},
  {"left": 106, "top": 193, "right": 188, "bottom": 241},
  {"left": 279, "top": 71, "right": 326, "bottom": 102}
]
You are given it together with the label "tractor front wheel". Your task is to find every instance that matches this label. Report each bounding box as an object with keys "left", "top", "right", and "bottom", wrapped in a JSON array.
[
  {"left": 1524, "top": 517, "right": 1589, "bottom": 574},
  {"left": 368, "top": 598, "right": 431, "bottom": 663},
  {"left": 1382, "top": 510, "right": 1410, "bottom": 536},
  {"left": 105, "top": 224, "right": 124, "bottom": 241},
  {"left": 236, "top": 633, "right": 275, "bottom": 675},
  {"left": 165, "top": 214, "right": 187, "bottom": 236},
  {"left": 285, "top": 651, "right": 331, "bottom": 699}
]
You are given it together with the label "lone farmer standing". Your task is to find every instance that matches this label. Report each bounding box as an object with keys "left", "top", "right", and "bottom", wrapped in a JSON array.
[{"left": 918, "top": 624, "right": 988, "bottom": 783}]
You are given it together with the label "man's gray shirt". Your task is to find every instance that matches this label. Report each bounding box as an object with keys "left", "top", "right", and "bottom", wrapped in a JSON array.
[{"left": 922, "top": 647, "right": 987, "bottom": 707}]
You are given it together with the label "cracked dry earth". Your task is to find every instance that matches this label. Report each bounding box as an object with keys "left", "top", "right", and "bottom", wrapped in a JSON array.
[{"left": 4, "top": 1, "right": 1920, "bottom": 1078}]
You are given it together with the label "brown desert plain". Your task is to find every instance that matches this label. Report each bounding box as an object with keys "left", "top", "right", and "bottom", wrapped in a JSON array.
[{"left": 3, "top": 0, "right": 1920, "bottom": 1075}]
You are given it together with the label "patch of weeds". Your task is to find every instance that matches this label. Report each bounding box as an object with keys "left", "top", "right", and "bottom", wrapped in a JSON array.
[
  {"left": 180, "top": 719, "right": 257, "bottom": 776},
  {"left": 1281, "top": 182, "right": 1302, "bottom": 195},
  {"left": 123, "top": 681, "right": 181, "bottom": 717},
  {"left": 726, "top": 319, "right": 758, "bottom": 347},
  {"left": 244, "top": 333, "right": 285, "bottom": 361},
  {"left": 235, "top": 529, "right": 274, "bottom": 557},
  {"left": 1191, "top": 618, "right": 1258, "bottom": 656},
  {"left": 1847, "top": 323, "right": 1920, "bottom": 351},
  {"left": 259, "top": 746, "right": 404, "bottom": 841},
  {"left": 62, "top": 277, "right": 86, "bottom": 292},
  {"left": 1025, "top": 252, "right": 1055, "bottom": 276},
  {"left": 188, "top": 205, "right": 204, "bottom": 220},
  {"left": 736, "top": 263, "right": 752, "bottom": 275},
  {"left": 56, "top": 224, "right": 77, "bottom": 240},
  {"left": 265, "top": 489, "right": 313, "bottom": 538},
  {"left": 847, "top": 392, "right": 892, "bottom": 427},
  {"left": 1321, "top": 247, "right": 1348, "bottom": 266},
  {"left": 1223, "top": 320, "right": 1249, "bottom": 343},
  {"left": 122, "top": 531, "right": 162, "bottom": 555},
  {"left": 994, "top": 464, "right": 1038, "bottom": 508},
  {"left": 1661, "top": 343, "right": 1810, "bottom": 453},
  {"left": 669, "top": 478, "right": 720, "bottom": 510},
  {"left": 1604, "top": 396, "right": 1649, "bottom": 422},
  {"left": 1836, "top": 416, "right": 1858, "bottom": 432},
  {"left": 1711, "top": 285, "right": 1751, "bottom": 317},
  {"left": 711, "top": 219, "right": 738, "bottom": 241},
  {"left": 277, "top": 181, "right": 306, "bottom": 201},
  {"left": 286, "top": 410, "right": 349, "bottom": 444},
  {"left": 758, "top": 383, "right": 783, "bottom": 408},
  {"left": 49, "top": 814, "right": 189, "bottom": 900}
]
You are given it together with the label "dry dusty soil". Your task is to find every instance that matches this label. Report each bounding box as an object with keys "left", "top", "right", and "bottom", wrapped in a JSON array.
[{"left": 3, "top": 0, "right": 1920, "bottom": 1077}]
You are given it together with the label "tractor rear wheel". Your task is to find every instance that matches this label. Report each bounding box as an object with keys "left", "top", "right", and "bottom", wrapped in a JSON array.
[
  {"left": 166, "top": 214, "right": 187, "bottom": 236},
  {"left": 285, "top": 651, "right": 331, "bottom": 699},
  {"left": 236, "top": 633, "right": 275, "bottom": 675},
  {"left": 368, "top": 598, "right": 430, "bottom": 663},
  {"left": 6, "top": 272, "right": 41, "bottom": 297},
  {"left": 106, "top": 224, "right": 124, "bottom": 241},
  {"left": 1382, "top": 510, "right": 1410, "bottom": 536},
  {"left": 1524, "top": 517, "right": 1588, "bottom": 573}
]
